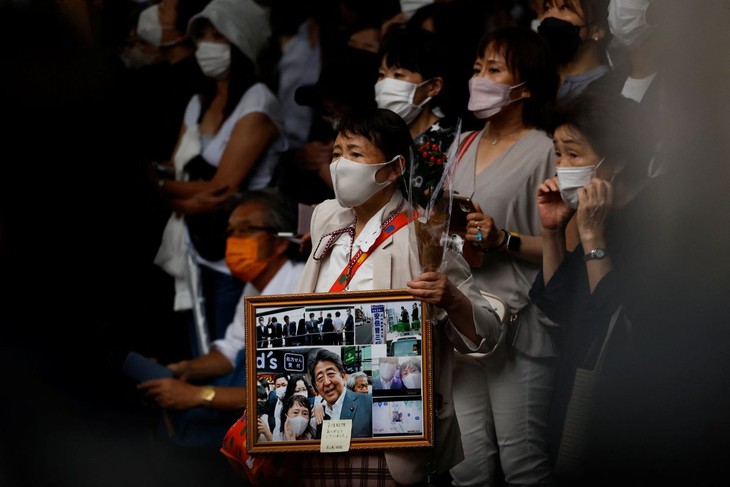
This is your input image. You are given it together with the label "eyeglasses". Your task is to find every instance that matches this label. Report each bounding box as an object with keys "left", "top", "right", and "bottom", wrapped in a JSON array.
[{"left": 226, "top": 225, "right": 277, "bottom": 237}]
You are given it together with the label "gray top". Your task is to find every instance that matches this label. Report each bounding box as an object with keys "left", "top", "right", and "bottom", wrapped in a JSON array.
[{"left": 452, "top": 126, "right": 558, "bottom": 358}]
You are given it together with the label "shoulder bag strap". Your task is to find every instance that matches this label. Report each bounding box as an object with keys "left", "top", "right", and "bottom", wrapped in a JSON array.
[{"left": 455, "top": 130, "right": 480, "bottom": 164}]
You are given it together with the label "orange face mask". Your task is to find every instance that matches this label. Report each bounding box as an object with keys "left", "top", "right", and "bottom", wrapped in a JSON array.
[{"left": 225, "top": 235, "right": 270, "bottom": 282}]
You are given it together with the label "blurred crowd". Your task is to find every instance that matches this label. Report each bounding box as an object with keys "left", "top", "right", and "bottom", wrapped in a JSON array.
[{"left": 1, "top": 1, "right": 729, "bottom": 486}]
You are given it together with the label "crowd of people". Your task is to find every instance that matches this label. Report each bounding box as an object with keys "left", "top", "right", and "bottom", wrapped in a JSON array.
[{"left": 4, "top": 0, "right": 730, "bottom": 486}]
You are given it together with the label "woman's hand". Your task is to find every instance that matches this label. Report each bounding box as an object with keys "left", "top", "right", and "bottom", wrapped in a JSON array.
[
  {"left": 313, "top": 401, "right": 325, "bottom": 425},
  {"left": 407, "top": 271, "right": 460, "bottom": 309},
  {"left": 537, "top": 176, "right": 574, "bottom": 231},
  {"left": 464, "top": 203, "right": 500, "bottom": 249},
  {"left": 408, "top": 272, "right": 481, "bottom": 345},
  {"left": 257, "top": 416, "right": 273, "bottom": 441},
  {"left": 283, "top": 418, "right": 297, "bottom": 441},
  {"left": 576, "top": 178, "right": 613, "bottom": 246}
]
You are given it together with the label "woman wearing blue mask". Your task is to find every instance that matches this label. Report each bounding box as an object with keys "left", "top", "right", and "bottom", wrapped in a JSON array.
[
  {"left": 530, "top": 90, "right": 657, "bottom": 477},
  {"left": 448, "top": 26, "right": 560, "bottom": 487}
]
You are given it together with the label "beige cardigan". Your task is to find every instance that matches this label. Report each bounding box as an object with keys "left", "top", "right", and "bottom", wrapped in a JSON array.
[{"left": 298, "top": 193, "right": 502, "bottom": 483}]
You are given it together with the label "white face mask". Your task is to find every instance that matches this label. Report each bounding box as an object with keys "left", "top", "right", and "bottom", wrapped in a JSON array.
[
  {"left": 295, "top": 391, "right": 309, "bottom": 398},
  {"left": 468, "top": 77, "right": 525, "bottom": 119},
  {"left": 556, "top": 158, "right": 604, "bottom": 209},
  {"left": 374, "top": 78, "right": 432, "bottom": 125},
  {"left": 195, "top": 41, "right": 231, "bottom": 79},
  {"left": 137, "top": 5, "right": 177, "bottom": 48},
  {"left": 400, "top": 0, "right": 433, "bottom": 20},
  {"left": 137, "top": 5, "right": 163, "bottom": 47},
  {"left": 402, "top": 372, "right": 421, "bottom": 389},
  {"left": 379, "top": 362, "right": 396, "bottom": 381},
  {"left": 329, "top": 155, "right": 401, "bottom": 208},
  {"left": 275, "top": 386, "right": 287, "bottom": 400},
  {"left": 288, "top": 415, "right": 309, "bottom": 437},
  {"left": 608, "top": 0, "right": 654, "bottom": 48}
]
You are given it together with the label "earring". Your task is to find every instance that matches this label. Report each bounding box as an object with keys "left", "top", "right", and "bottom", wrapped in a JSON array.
[{"left": 593, "top": 36, "right": 599, "bottom": 41}]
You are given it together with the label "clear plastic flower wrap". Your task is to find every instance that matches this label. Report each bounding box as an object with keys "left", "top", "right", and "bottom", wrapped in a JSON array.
[{"left": 408, "top": 119, "right": 463, "bottom": 272}]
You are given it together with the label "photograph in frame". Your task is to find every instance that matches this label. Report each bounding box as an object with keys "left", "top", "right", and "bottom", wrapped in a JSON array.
[{"left": 244, "top": 289, "right": 432, "bottom": 453}]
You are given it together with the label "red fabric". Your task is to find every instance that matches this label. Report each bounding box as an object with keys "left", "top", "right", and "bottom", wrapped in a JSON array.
[{"left": 219, "top": 410, "right": 301, "bottom": 486}]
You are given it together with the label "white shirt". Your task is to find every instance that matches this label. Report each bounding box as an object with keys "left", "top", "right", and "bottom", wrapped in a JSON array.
[
  {"left": 212, "top": 260, "right": 305, "bottom": 365},
  {"left": 314, "top": 195, "right": 396, "bottom": 292},
  {"left": 333, "top": 317, "right": 345, "bottom": 333},
  {"left": 323, "top": 389, "right": 347, "bottom": 420},
  {"left": 621, "top": 72, "right": 657, "bottom": 103},
  {"left": 274, "top": 398, "right": 284, "bottom": 432}
]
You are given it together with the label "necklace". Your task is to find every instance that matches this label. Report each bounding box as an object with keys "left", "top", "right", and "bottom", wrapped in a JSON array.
[
  {"left": 487, "top": 127, "right": 525, "bottom": 145},
  {"left": 312, "top": 200, "right": 405, "bottom": 267}
]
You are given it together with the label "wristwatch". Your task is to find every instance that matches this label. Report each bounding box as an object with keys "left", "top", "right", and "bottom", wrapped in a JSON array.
[
  {"left": 200, "top": 386, "right": 216, "bottom": 407},
  {"left": 584, "top": 248, "right": 608, "bottom": 261},
  {"left": 504, "top": 231, "right": 522, "bottom": 252}
]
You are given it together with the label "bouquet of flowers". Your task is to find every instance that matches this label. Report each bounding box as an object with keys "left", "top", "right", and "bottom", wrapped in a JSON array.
[{"left": 408, "top": 119, "right": 462, "bottom": 271}]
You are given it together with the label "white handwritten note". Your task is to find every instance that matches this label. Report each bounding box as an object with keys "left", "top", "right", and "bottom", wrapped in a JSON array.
[{"left": 320, "top": 419, "right": 352, "bottom": 453}]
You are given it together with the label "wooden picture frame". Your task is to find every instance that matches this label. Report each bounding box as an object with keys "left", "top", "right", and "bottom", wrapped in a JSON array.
[{"left": 245, "top": 289, "right": 431, "bottom": 454}]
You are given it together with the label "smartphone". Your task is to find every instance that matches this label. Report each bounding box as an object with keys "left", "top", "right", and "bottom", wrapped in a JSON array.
[{"left": 449, "top": 194, "right": 476, "bottom": 234}]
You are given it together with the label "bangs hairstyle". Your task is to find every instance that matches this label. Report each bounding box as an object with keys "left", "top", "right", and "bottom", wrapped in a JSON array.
[
  {"left": 379, "top": 28, "right": 449, "bottom": 81},
  {"left": 477, "top": 26, "right": 558, "bottom": 130},
  {"left": 335, "top": 107, "right": 414, "bottom": 162},
  {"left": 549, "top": 90, "right": 657, "bottom": 181},
  {"left": 279, "top": 394, "right": 313, "bottom": 434}
]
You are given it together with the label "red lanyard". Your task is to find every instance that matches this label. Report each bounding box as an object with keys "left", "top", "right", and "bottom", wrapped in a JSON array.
[{"left": 329, "top": 210, "right": 414, "bottom": 292}]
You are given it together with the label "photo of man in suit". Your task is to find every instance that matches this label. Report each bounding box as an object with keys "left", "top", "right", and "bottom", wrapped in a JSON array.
[
  {"left": 269, "top": 317, "right": 283, "bottom": 348},
  {"left": 322, "top": 312, "right": 335, "bottom": 345},
  {"left": 308, "top": 348, "right": 372, "bottom": 438},
  {"left": 344, "top": 308, "right": 355, "bottom": 345},
  {"left": 283, "top": 315, "right": 297, "bottom": 347},
  {"left": 256, "top": 316, "right": 268, "bottom": 348},
  {"left": 307, "top": 312, "right": 322, "bottom": 345},
  {"left": 295, "top": 316, "right": 307, "bottom": 347}
]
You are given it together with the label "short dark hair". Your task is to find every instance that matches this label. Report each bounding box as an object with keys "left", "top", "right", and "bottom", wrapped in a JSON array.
[
  {"left": 549, "top": 90, "right": 657, "bottom": 181},
  {"left": 379, "top": 27, "right": 449, "bottom": 83},
  {"left": 279, "top": 394, "right": 313, "bottom": 434},
  {"left": 284, "top": 373, "right": 311, "bottom": 402},
  {"left": 476, "top": 26, "right": 558, "bottom": 130},
  {"left": 308, "top": 348, "right": 345, "bottom": 384}
]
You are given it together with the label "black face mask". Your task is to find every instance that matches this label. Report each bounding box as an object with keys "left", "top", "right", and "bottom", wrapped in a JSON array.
[{"left": 538, "top": 17, "right": 583, "bottom": 65}]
